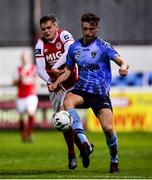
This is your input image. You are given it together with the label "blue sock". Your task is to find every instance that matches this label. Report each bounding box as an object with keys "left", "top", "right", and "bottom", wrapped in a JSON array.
[
  {"left": 106, "top": 133, "right": 118, "bottom": 163},
  {"left": 68, "top": 108, "right": 89, "bottom": 144}
]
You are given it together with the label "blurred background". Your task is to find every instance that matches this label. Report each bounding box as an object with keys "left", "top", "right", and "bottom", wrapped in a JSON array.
[{"left": 0, "top": 0, "right": 152, "bottom": 132}]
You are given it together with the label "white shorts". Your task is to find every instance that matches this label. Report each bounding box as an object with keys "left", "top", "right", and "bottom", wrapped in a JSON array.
[
  {"left": 16, "top": 94, "right": 38, "bottom": 114},
  {"left": 49, "top": 86, "right": 74, "bottom": 112}
]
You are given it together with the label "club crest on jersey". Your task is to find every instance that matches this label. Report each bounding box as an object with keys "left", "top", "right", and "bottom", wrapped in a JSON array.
[
  {"left": 91, "top": 51, "right": 97, "bottom": 58},
  {"left": 56, "top": 42, "right": 62, "bottom": 50},
  {"left": 76, "top": 51, "right": 80, "bottom": 58}
]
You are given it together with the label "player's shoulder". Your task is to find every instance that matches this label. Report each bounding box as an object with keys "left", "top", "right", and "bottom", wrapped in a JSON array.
[
  {"left": 96, "top": 37, "right": 106, "bottom": 45},
  {"left": 32, "top": 64, "right": 37, "bottom": 69},
  {"left": 35, "top": 38, "right": 44, "bottom": 48},
  {"left": 60, "top": 29, "right": 74, "bottom": 42},
  {"left": 31, "top": 64, "right": 37, "bottom": 72},
  {"left": 66, "top": 40, "right": 79, "bottom": 54},
  {"left": 96, "top": 37, "right": 113, "bottom": 49},
  {"left": 18, "top": 66, "right": 22, "bottom": 71}
]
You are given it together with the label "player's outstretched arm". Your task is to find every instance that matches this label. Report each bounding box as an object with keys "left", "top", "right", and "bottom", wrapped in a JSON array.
[
  {"left": 48, "top": 66, "right": 71, "bottom": 91},
  {"left": 114, "top": 56, "right": 129, "bottom": 76},
  {"left": 51, "top": 68, "right": 65, "bottom": 76}
]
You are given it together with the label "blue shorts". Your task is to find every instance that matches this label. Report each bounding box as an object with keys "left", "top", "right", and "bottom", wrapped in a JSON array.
[{"left": 70, "top": 89, "right": 112, "bottom": 117}]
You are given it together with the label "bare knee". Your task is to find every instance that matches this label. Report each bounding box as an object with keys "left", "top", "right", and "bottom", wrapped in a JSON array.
[
  {"left": 63, "top": 92, "right": 84, "bottom": 109},
  {"left": 64, "top": 98, "right": 74, "bottom": 109},
  {"left": 98, "top": 108, "right": 115, "bottom": 137},
  {"left": 63, "top": 93, "right": 76, "bottom": 109}
]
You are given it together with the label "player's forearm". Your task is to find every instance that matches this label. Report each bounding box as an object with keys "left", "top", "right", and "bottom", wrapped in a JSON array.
[
  {"left": 48, "top": 70, "right": 71, "bottom": 91},
  {"left": 119, "top": 61, "right": 129, "bottom": 70},
  {"left": 36, "top": 58, "right": 51, "bottom": 84},
  {"left": 115, "top": 56, "right": 129, "bottom": 70},
  {"left": 55, "top": 70, "right": 71, "bottom": 85},
  {"left": 52, "top": 50, "right": 68, "bottom": 69},
  {"left": 115, "top": 56, "right": 129, "bottom": 76},
  {"left": 37, "top": 68, "right": 51, "bottom": 83}
]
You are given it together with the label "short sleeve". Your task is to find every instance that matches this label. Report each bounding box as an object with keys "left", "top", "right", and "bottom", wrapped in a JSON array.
[{"left": 60, "top": 30, "right": 74, "bottom": 51}]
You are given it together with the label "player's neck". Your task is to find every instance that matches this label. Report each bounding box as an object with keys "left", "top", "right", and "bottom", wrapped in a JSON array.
[
  {"left": 83, "top": 36, "right": 96, "bottom": 45},
  {"left": 48, "top": 31, "right": 59, "bottom": 43},
  {"left": 22, "top": 64, "right": 31, "bottom": 69}
]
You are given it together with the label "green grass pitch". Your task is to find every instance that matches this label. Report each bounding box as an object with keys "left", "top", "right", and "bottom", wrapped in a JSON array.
[{"left": 0, "top": 130, "right": 152, "bottom": 179}]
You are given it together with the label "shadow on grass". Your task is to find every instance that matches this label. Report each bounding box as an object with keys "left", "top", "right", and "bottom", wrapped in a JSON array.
[{"left": 0, "top": 169, "right": 105, "bottom": 176}]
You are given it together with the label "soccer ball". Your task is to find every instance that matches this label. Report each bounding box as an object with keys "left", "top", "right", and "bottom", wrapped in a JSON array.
[{"left": 51, "top": 110, "right": 73, "bottom": 131}]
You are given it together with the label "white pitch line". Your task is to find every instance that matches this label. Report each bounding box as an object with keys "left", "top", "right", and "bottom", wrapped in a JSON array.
[{"left": 55, "top": 175, "right": 152, "bottom": 179}]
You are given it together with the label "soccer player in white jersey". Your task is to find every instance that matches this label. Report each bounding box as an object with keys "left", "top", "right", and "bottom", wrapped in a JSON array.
[
  {"left": 13, "top": 52, "right": 38, "bottom": 142},
  {"left": 35, "top": 14, "right": 92, "bottom": 169},
  {"left": 50, "top": 13, "right": 129, "bottom": 173}
]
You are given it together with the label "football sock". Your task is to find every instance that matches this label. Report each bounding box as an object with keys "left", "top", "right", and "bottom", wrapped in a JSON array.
[
  {"left": 74, "top": 131, "right": 82, "bottom": 152},
  {"left": 19, "top": 119, "right": 25, "bottom": 131},
  {"left": 63, "top": 128, "right": 75, "bottom": 156},
  {"left": 106, "top": 132, "right": 118, "bottom": 163},
  {"left": 19, "top": 119, "right": 27, "bottom": 141},
  {"left": 68, "top": 108, "right": 89, "bottom": 144},
  {"left": 27, "top": 115, "right": 35, "bottom": 137}
]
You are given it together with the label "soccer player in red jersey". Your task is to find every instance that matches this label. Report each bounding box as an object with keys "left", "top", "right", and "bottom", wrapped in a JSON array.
[
  {"left": 13, "top": 52, "right": 38, "bottom": 142},
  {"left": 35, "top": 14, "right": 90, "bottom": 169}
]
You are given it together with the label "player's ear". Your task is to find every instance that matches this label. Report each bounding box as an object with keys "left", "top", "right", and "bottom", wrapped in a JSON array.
[{"left": 96, "top": 26, "right": 99, "bottom": 32}]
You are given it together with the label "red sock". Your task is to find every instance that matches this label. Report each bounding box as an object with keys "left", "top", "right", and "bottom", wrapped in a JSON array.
[
  {"left": 27, "top": 115, "right": 35, "bottom": 137},
  {"left": 19, "top": 119, "right": 27, "bottom": 141},
  {"left": 63, "top": 128, "right": 75, "bottom": 157}
]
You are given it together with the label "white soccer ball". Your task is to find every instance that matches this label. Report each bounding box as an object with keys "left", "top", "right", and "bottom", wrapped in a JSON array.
[{"left": 51, "top": 110, "right": 73, "bottom": 131}]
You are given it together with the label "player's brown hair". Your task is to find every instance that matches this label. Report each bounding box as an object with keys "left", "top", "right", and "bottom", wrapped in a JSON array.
[
  {"left": 81, "top": 13, "right": 100, "bottom": 26},
  {"left": 40, "top": 14, "right": 59, "bottom": 24}
]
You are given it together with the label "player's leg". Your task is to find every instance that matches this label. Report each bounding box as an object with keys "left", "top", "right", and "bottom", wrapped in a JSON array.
[
  {"left": 90, "top": 94, "right": 118, "bottom": 173},
  {"left": 64, "top": 92, "right": 93, "bottom": 168},
  {"left": 61, "top": 88, "right": 86, "bottom": 168},
  {"left": 19, "top": 114, "right": 27, "bottom": 141},
  {"left": 63, "top": 128, "right": 77, "bottom": 169},
  {"left": 16, "top": 98, "right": 27, "bottom": 141},
  {"left": 49, "top": 91, "right": 77, "bottom": 169},
  {"left": 73, "top": 130, "right": 83, "bottom": 154},
  {"left": 26, "top": 95, "right": 38, "bottom": 141},
  {"left": 58, "top": 104, "right": 77, "bottom": 169},
  {"left": 64, "top": 92, "right": 90, "bottom": 144},
  {"left": 97, "top": 108, "right": 119, "bottom": 173}
]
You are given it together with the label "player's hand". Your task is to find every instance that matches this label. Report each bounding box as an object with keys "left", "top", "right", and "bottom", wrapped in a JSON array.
[
  {"left": 51, "top": 68, "right": 65, "bottom": 76},
  {"left": 47, "top": 82, "right": 64, "bottom": 93},
  {"left": 47, "top": 83, "right": 58, "bottom": 91},
  {"left": 119, "top": 65, "right": 128, "bottom": 76}
]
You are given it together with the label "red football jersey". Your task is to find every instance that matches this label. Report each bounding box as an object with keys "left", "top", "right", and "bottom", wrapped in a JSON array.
[
  {"left": 36, "top": 30, "right": 78, "bottom": 89},
  {"left": 17, "top": 65, "right": 37, "bottom": 98}
]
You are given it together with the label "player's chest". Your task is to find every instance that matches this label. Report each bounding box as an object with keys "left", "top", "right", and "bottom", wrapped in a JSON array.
[
  {"left": 74, "top": 46, "right": 103, "bottom": 64},
  {"left": 43, "top": 41, "right": 64, "bottom": 63},
  {"left": 19, "top": 67, "right": 33, "bottom": 77}
]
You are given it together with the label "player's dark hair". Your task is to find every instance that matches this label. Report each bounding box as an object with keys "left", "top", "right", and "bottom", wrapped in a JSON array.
[
  {"left": 40, "top": 14, "right": 59, "bottom": 24},
  {"left": 81, "top": 13, "right": 100, "bottom": 26}
]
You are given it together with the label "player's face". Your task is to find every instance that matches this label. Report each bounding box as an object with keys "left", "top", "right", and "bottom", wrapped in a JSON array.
[
  {"left": 82, "top": 22, "right": 99, "bottom": 44},
  {"left": 40, "top": 20, "right": 58, "bottom": 41},
  {"left": 21, "top": 53, "right": 30, "bottom": 66}
]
